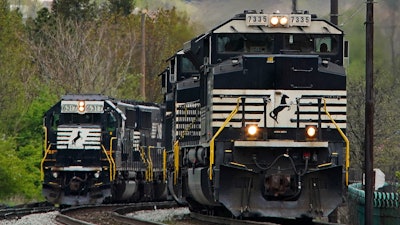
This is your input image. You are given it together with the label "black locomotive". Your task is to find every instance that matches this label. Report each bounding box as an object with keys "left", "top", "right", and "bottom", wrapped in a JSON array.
[
  {"left": 161, "top": 10, "right": 349, "bottom": 219},
  {"left": 41, "top": 94, "right": 167, "bottom": 205}
]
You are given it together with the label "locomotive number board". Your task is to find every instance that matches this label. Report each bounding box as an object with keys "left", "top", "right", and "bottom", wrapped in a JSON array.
[
  {"left": 61, "top": 101, "right": 104, "bottom": 113},
  {"left": 246, "top": 14, "right": 311, "bottom": 27}
]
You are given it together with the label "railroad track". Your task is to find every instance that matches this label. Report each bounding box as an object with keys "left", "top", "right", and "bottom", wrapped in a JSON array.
[
  {"left": 191, "top": 212, "right": 345, "bottom": 225},
  {"left": 0, "top": 202, "right": 56, "bottom": 220},
  {"left": 57, "top": 201, "right": 346, "bottom": 225},
  {"left": 57, "top": 201, "right": 178, "bottom": 225},
  {"left": 0, "top": 200, "right": 346, "bottom": 225}
]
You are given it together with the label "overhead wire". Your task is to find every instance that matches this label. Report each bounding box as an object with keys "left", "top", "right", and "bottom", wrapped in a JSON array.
[{"left": 338, "top": 0, "right": 366, "bottom": 26}]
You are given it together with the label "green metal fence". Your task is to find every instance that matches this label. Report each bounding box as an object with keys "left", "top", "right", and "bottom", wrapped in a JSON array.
[{"left": 348, "top": 183, "right": 400, "bottom": 225}]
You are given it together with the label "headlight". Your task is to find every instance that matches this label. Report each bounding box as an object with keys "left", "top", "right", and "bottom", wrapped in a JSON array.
[
  {"left": 305, "top": 125, "right": 318, "bottom": 139},
  {"left": 280, "top": 16, "right": 288, "bottom": 26},
  {"left": 94, "top": 171, "right": 100, "bottom": 178},
  {"left": 269, "top": 15, "right": 289, "bottom": 27},
  {"left": 52, "top": 172, "right": 58, "bottom": 178},
  {"left": 78, "top": 101, "right": 85, "bottom": 113},
  {"left": 247, "top": 125, "right": 258, "bottom": 136},
  {"left": 270, "top": 16, "right": 279, "bottom": 26}
]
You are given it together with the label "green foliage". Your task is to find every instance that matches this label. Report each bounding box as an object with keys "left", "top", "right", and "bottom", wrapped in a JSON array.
[
  {"left": 144, "top": 7, "right": 197, "bottom": 102},
  {"left": 0, "top": 0, "right": 36, "bottom": 136},
  {"left": 343, "top": 7, "right": 400, "bottom": 178},
  {"left": 52, "top": 0, "right": 98, "bottom": 21},
  {"left": 17, "top": 87, "right": 59, "bottom": 146},
  {"left": 0, "top": 88, "right": 57, "bottom": 201},
  {"left": 0, "top": 138, "right": 42, "bottom": 200},
  {"left": 115, "top": 72, "right": 143, "bottom": 100},
  {"left": 107, "top": 0, "right": 135, "bottom": 15},
  {"left": 397, "top": 171, "right": 400, "bottom": 193}
]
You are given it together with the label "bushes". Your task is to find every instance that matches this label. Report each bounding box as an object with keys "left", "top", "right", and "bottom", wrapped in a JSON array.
[
  {"left": 0, "top": 138, "right": 41, "bottom": 201},
  {"left": 0, "top": 88, "right": 57, "bottom": 203}
]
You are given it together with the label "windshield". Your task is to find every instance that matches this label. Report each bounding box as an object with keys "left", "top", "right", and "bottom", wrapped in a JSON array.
[
  {"left": 217, "top": 33, "right": 339, "bottom": 54},
  {"left": 217, "top": 33, "right": 274, "bottom": 53},
  {"left": 283, "top": 34, "right": 338, "bottom": 54},
  {"left": 59, "top": 113, "right": 102, "bottom": 125},
  {"left": 181, "top": 56, "right": 197, "bottom": 73}
]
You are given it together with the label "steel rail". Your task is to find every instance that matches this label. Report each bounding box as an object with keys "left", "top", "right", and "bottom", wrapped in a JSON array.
[
  {"left": 56, "top": 201, "right": 177, "bottom": 225},
  {"left": 191, "top": 211, "right": 345, "bottom": 225}
]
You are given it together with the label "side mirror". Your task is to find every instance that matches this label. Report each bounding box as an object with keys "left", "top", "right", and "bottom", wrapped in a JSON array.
[{"left": 343, "top": 40, "right": 349, "bottom": 67}]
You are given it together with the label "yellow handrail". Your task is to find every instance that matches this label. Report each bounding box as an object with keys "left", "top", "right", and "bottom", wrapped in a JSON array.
[
  {"left": 109, "top": 137, "right": 117, "bottom": 180},
  {"left": 139, "top": 146, "right": 149, "bottom": 181},
  {"left": 209, "top": 97, "right": 241, "bottom": 180},
  {"left": 40, "top": 137, "right": 51, "bottom": 181},
  {"left": 173, "top": 141, "right": 179, "bottom": 184},
  {"left": 40, "top": 126, "right": 52, "bottom": 181},
  {"left": 163, "top": 148, "right": 167, "bottom": 182},
  {"left": 148, "top": 146, "right": 154, "bottom": 182},
  {"left": 322, "top": 98, "right": 350, "bottom": 186},
  {"left": 101, "top": 145, "right": 114, "bottom": 181}
]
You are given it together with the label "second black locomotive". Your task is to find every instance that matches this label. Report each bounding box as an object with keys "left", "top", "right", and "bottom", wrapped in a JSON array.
[{"left": 41, "top": 94, "right": 167, "bottom": 205}]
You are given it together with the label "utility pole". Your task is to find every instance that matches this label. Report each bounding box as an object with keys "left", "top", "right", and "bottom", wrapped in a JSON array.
[
  {"left": 141, "top": 10, "right": 147, "bottom": 101},
  {"left": 365, "top": 1, "right": 374, "bottom": 225},
  {"left": 330, "top": 0, "right": 338, "bottom": 25}
]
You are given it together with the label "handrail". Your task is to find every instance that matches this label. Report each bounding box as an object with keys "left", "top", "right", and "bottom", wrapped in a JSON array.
[
  {"left": 109, "top": 137, "right": 117, "bottom": 180},
  {"left": 322, "top": 98, "right": 350, "bottom": 186},
  {"left": 173, "top": 141, "right": 179, "bottom": 184},
  {"left": 148, "top": 146, "right": 154, "bottom": 182},
  {"left": 40, "top": 126, "right": 47, "bottom": 181},
  {"left": 139, "top": 146, "right": 149, "bottom": 181},
  {"left": 101, "top": 145, "right": 114, "bottom": 181},
  {"left": 40, "top": 126, "right": 51, "bottom": 181},
  {"left": 209, "top": 97, "right": 241, "bottom": 180},
  {"left": 163, "top": 148, "right": 167, "bottom": 182}
]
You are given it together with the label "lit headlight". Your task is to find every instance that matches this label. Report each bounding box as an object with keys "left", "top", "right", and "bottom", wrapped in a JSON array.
[
  {"left": 247, "top": 125, "right": 258, "bottom": 136},
  {"left": 269, "top": 15, "right": 289, "bottom": 27},
  {"left": 270, "top": 16, "right": 279, "bottom": 25},
  {"left": 305, "top": 125, "right": 317, "bottom": 139},
  {"left": 78, "top": 101, "right": 85, "bottom": 113},
  {"left": 280, "top": 16, "right": 288, "bottom": 25},
  {"left": 52, "top": 172, "right": 58, "bottom": 178}
]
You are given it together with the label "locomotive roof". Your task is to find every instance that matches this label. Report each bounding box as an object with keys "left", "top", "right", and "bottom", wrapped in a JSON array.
[
  {"left": 61, "top": 94, "right": 110, "bottom": 101},
  {"left": 61, "top": 94, "right": 159, "bottom": 108},
  {"left": 188, "top": 10, "right": 343, "bottom": 44}
]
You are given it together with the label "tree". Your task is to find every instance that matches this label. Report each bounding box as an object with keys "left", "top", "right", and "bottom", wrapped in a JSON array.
[
  {"left": 143, "top": 7, "right": 197, "bottom": 102},
  {"left": 51, "top": 0, "right": 98, "bottom": 21},
  {"left": 344, "top": 8, "right": 400, "bottom": 181},
  {"left": 28, "top": 5, "right": 197, "bottom": 102},
  {"left": 28, "top": 15, "right": 140, "bottom": 96},
  {"left": 0, "top": 0, "right": 37, "bottom": 136},
  {"left": 107, "top": 0, "right": 135, "bottom": 16}
]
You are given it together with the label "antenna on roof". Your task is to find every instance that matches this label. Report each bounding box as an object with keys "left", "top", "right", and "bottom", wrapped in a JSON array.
[{"left": 292, "top": 0, "right": 297, "bottom": 13}]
